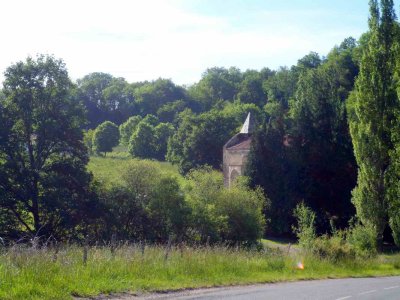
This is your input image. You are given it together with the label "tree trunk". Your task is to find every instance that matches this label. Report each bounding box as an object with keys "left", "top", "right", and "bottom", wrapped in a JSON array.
[{"left": 32, "top": 177, "right": 41, "bottom": 234}]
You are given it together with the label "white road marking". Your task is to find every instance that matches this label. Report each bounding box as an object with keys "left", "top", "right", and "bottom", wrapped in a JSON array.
[
  {"left": 384, "top": 285, "right": 400, "bottom": 290},
  {"left": 358, "top": 289, "right": 377, "bottom": 295},
  {"left": 335, "top": 296, "right": 352, "bottom": 300}
]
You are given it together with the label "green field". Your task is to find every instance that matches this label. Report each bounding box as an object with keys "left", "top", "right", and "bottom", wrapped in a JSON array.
[
  {"left": 1, "top": 244, "right": 400, "bottom": 300},
  {"left": 87, "top": 151, "right": 182, "bottom": 187}
]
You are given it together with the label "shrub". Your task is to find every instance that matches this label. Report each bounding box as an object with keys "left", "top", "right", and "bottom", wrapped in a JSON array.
[
  {"left": 184, "top": 167, "right": 266, "bottom": 245},
  {"left": 311, "top": 232, "right": 355, "bottom": 262},
  {"left": 121, "top": 160, "right": 190, "bottom": 242},
  {"left": 292, "top": 202, "right": 316, "bottom": 251},
  {"left": 96, "top": 184, "right": 140, "bottom": 240},
  {"left": 309, "top": 220, "right": 378, "bottom": 261},
  {"left": 217, "top": 184, "right": 266, "bottom": 245},
  {"left": 184, "top": 167, "right": 227, "bottom": 243},
  {"left": 347, "top": 221, "right": 377, "bottom": 258}
]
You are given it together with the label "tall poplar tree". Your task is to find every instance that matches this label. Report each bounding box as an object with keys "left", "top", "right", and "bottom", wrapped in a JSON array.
[
  {"left": 348, "top": 0, "right": 398, "bottom": 247},
  {"left": 389, "top": 107, "right": 400, "bottom": 246}
]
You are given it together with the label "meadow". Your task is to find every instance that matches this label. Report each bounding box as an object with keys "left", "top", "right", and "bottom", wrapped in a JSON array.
[
  {"left": 87, "top": 149, "right": 182, "bottom": 187},
  {"left": 1, "top": 243, "right": 400, "bottom": 300}
]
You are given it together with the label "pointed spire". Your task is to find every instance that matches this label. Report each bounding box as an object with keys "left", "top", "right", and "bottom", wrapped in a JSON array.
[{"left": 240, "top": 112, "right": 255, "bottom": 134}]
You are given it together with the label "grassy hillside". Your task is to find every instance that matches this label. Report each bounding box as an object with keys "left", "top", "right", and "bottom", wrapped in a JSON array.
[{"left": 87, "top": 150, "right": 181, "bottom": 187}]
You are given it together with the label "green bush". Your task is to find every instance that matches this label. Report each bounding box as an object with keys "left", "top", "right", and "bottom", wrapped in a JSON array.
[
  {"left": 121, "top": 160, "right": 190, "bottom": 242},
  {"left": 293, "top": 205, "right": 378, "bottom": 260},
  {"left": 217, "top": 184, "right": 266, "bottom": 245},
  {"left": 292, "top": 202, "right": 316, "bottom": 251},
  {"left": 184, "top": 167, "right": 228, "bottom": 243},
  {"left": 311, "top": 232, "right": 355, "bottom": 262},
  {"left": 92, "top": 159, "right": 190, "bottom": 242},
  {"left": 347, "top": 221, "right": 377, "bottom": 258},
  {"left": 304, "top": 221, "right": 378, "bottom": 261},
  {"left": 184, "top": 167, "right": 266, "bottom": 245}
]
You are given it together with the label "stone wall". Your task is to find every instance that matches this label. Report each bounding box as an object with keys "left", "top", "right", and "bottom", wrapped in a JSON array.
[{"left": 223, "top": 146, "right": 251, "bottom": 187}]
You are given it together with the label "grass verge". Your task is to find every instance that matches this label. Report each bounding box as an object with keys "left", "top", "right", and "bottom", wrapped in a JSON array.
[{"left": 1, "top": 244, "right": 400, "bottom": 299}]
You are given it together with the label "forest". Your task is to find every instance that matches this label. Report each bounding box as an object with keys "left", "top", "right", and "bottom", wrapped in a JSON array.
[{"left": 1, "top": 0, "right": 400, "bottom": 253}]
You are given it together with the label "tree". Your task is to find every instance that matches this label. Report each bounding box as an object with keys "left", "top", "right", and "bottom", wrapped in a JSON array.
[
  {"left": 157, "top": 99, "right": 187, "bottom": 123},
  {"left": 246, "top": 120, "right": 295, "bottom": 235},
  {"left": 134, "top": 78, "right": 186, "bottom": 116},
  {"left": 93, "top": 121, "right": 120, "bottom": 156},
  {"left": 296, "top": 52, "right": 322, "bottom": 71},
  {"left": 290, "top": 63, "right": 357, "bottom": 230},
  {"left": 83, "top": 129, "right": 95, "bottom": 154},
  {"left": 237, "top": 72, "right": 267, "bottom": 107},
  {"left": 248, "top": 39, "right": 359, "bottom": 235},
  {"left": 128, "top": 122, "right": 157, "bottom": 159},
  {"left": 102, "top": 77, "right": 136, "bottom": 124},
  {"left": 76, "top": 73, "right": 136, "bottom": 127},
  {"left": 76, "top": 72, "right": 113, "bottom": 127},
  {"left": 167, "top": 109, "right": 238, "bottom": 173},
  {"left": 0, "top": 55, "right": 94, "bottom": 238},
  {"left": 263, "top": 67, "right": 298, "bottom": 110},
  {"left": 347, "top": 0, "right": 398, "bottom": 248},
  {"left": 119, "top": 115, "right": 142, "bottom": 146},
  {"left": 188, "top": 67, "right": 242, "bottom": 111},
  {"left": 154, "top": 122, "right": 175, "bottom": 160}
]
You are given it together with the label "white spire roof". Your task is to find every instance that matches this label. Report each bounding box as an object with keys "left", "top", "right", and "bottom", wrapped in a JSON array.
[{"left": 240, "top": 112, "right": 255, "bottom": 134}]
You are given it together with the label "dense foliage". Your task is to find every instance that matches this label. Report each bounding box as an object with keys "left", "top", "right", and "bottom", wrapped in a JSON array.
[
  {"left": 0, "top": 55, "right": 96, "bottom": 239},
  {"left": 91, "top": 160, "right": 266, "bottom": 244},
  {"left": 246, "top": 39, "right": 358, "bottom": 235}
]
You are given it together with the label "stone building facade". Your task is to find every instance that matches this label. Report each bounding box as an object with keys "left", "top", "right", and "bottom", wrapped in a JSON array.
[{"left": 223, "top": 113, "right": 255, "bottom": 187}]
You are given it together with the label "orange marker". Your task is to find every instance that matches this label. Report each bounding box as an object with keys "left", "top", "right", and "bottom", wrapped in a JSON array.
[{"left": 296, "top": 262, "right": 304, "bottom": 270}]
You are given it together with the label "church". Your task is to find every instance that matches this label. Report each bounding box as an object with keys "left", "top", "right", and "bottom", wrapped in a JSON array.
[{"left": 223, "top": 113, "right": 255, "bottom": 187}]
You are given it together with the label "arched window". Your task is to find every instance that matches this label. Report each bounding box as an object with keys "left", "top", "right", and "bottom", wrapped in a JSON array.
[{"left": 230, "top": 169, "right": 240, "bottom": 186}]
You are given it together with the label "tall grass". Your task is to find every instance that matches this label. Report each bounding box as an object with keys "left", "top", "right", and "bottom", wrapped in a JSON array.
[{"left": 1, "top": 243, "right": 400, "bottom": 300}]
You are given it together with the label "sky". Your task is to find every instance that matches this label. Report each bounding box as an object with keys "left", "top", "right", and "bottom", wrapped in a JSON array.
[{"left": 0, "top": 0, "right": 399, "bottom": 85}]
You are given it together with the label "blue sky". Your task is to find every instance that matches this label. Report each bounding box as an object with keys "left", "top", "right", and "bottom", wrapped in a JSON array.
[{"left": 1, "top": 0, "right": 399, "bottom": 85}]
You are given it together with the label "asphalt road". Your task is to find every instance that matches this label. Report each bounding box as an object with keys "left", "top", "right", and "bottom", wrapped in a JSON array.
[{"left": 133, "top": 276, "right": 400, "bottom": 300}]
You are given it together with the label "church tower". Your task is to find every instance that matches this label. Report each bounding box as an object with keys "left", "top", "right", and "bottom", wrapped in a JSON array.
[{"left": 223, "top": 113, "right": 255, "bottom": 187}]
